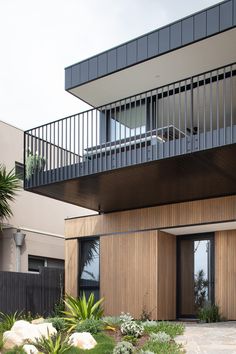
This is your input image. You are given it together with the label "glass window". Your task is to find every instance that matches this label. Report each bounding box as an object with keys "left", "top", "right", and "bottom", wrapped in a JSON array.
[
  {"left": 28, "top": 255, "right": 64, "bottom": 273},
  {"left": 79, "top": 238, "right": 100, "bottom": 301},
  {"left": 15, "top": 161, "right": 24, "bottom": 180}
]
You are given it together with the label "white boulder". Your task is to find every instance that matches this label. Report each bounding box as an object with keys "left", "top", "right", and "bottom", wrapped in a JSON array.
[
  {"left": 3, "top": 320, "right": 57, "bottom": 350},
  {"left": 3, "top": 331, "right": 23, "bottom": 350},
  {"left": 69, "top": 332, "right": 97, "bottom": 350},
  {"left": 23, "top": 344, "right": 39, "bottom": 354},
  {"left": 31, "top": 317, "right": 45, "bottom": 324}
]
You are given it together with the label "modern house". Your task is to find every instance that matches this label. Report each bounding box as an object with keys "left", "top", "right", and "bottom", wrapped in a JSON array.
[
  {"left": 0, "top": 120, "right": 94, "bottom": 273},
  {"left": 24, "top": 0, "right": 236, "bottom": 320}
]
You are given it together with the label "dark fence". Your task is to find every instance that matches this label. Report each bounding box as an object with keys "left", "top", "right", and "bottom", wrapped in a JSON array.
[{"left": 0, "top": 268, "right": 64, "bottom": 316}]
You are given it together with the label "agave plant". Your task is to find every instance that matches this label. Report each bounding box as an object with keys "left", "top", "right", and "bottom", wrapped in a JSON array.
[
  {"left": 63, "top": 292, "right": 104, "bottom": 332},
  {"left": 31, "top": 332, "right": 72, "bottom": 354}
]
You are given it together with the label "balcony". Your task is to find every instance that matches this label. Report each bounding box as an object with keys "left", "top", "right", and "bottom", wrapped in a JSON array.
[{"left": 24, "top": 63, "right": 236, "bottom": 212}]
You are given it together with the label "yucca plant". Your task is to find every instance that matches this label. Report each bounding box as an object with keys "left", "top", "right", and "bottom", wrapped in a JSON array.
[
  {"left": 0, "top": 311, "right": 21, "bottom": 332},
  {"left": 63, "top": 292, "right": 104, "bottom": 332},
  {"left": 31, "top": 332, "right": 72, "bottom": 354}
]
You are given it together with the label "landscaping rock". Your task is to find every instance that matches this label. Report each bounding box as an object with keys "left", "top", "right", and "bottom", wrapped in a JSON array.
[
  {"left": 23, "top": 344, "right": 39, "bottom": 354},
  {"left": 31, "top": 317, "right": 45, "bottom": 324},
  {"left": 3, "top": 320, "right": 57, "bottom": 350},
  {"left": 69, "top": 332, "right": 97, "bottom": 349},
  {"left": 3, "top": 331, "right": 23, "bottom": 350}
]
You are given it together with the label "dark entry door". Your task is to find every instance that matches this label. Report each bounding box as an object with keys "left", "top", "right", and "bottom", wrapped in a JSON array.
[{"left": 177, "top": 233, "right": 214, "bottom": 318}]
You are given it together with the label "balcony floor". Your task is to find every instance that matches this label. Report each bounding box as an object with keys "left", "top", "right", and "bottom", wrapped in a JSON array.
[{"left": 26, "top": 143, "right": 236, "bottom": 213}]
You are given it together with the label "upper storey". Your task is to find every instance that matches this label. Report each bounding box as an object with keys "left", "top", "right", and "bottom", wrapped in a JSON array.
[{"left": 65, "top": 0, "right": 236, "bottom": 107}]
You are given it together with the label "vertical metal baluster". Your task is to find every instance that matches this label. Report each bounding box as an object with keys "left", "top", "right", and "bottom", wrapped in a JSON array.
[
  {"left": 203, "top": 74, "right": 206, "bottom": 150},
  {"left": 119, "top": 103, "right": 122, "bottom": 168},
  {"left": 184, "top": 80, "right": 187, "bottom": 154},
  {"left": 104, "top": 107, "right": 107, "bottom": 172},
  {"left": 82, "top": 113, "right": 84, "bottom": 175},
  {"left": 173, "top": 84, "right": 176, "bottom": 156},
  {"left": 223, "top": 67, "right": 226, "bottom": 145},
  {"left": 95, "top": 110, "right": 98, "bottom": 173},
  {"left": 73, "top": 115, "right": 76, "bottom": 178},
  {"left": 134, "top": 96, "right": 137, "bottom": 164},
  {"left": 161, "top": 87, "right": 164, "bottom": 158},
  {"left": 144, "top": 92, "right": 147, "bottom": 162},
  {"left": 129, "top": 97, "right": 132, "bottom": 165},
  {"left": 155, "top": 90, "right": 158, "bottom": 160},
  {"left": 111, "top": 105, "right": 114, "bottom": 169},
  {"left": 216, "top": 70, "right": 219, "bottom": 146},
  {"left": 45, "top": 125, "right": 47, "bottom": 184},
  {"left": 190, "top": 77, "right": 193, "bottom": 153},
  {"left": 91, "top": 110, "right": 93, "bottom": 174},
  {"left": 230, "top": 65, "right": 233, "bottom": 144},
  {"left": 167, "top": 85, "right": 170, "bottom": 157},
  {"left": 78, "top": 113, "right": 80, "bottom": 177},
  {"left": 123, "top": 99, "right": 125, "bottom": 168},
  {"left": 178, "top": 82, "right": 181, "bottom": 155},
  {"left": 197, "top": 75, "right": 200, "bottom": 151},
  {"left": 69, "top": 116, "right": 72, "bottom": 178},
  {"left": 150, "top": 91, "right": 153, "bottom": 161},
  {"left": 210, "top": 72, "right": 213, "bottom": 148},
  {"left": 87, "top": 113, "right": 89, "bottom": 175},
  {"left": 139, "top": 96, "right": 142, "bottom": 163}
]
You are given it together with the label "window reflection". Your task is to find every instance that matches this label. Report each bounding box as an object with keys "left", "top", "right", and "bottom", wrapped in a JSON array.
[{"left": 79, "top": 238, "right": 100, "bottom": 301}]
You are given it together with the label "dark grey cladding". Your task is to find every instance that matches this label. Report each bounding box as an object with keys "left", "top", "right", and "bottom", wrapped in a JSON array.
[{"left": 65, "top": 0, "right": 236, "bottom": 91}]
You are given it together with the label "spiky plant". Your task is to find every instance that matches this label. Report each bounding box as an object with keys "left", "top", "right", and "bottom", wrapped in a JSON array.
[
  {"left": 63, "top": 292, "right": 104, "bottom": 332},
  {"left": 0, "top": 164, "right": 20, "bottom": 228},
  {"left": 0, "top": 311, "right": 21, "bottom": 332},
  {"left": 31, "top": 332, "right": 72, "bottom": 354}
]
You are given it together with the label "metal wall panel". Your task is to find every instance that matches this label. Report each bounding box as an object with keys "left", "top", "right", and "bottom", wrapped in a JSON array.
[
  {"left": 71, "top": 64, "right": 80, "bottom": 87},
  {"left": 182, "top": 17, "right": 194, "bottom": 45},
  {"left": 98, "top": 53, "right": 107, "bottom": 76},
  {"left": 159, "top": 27, "right": 170, "bottom": 53},
  {"left": 207, "top": 7, "right": 220, "bottom": 36},
  {"left": 127, "top": 40, "right": 137, "bottom": 65},
  {"left": 117, "top": 45, "right": 127, "bottom": 69},
  {"left": 194, "top": 12, "right": 207, "bottom": 40},
  {"left": 170, "top": 22, "right": 182, "bottom": 49},
  {"left": 233, "top": 0, "right": 236, "bottom": 25},
  {"left": 107, "top": 49, "right": 117, "bottom": 73},
  {"left": 65, "top": 67, "right": 72, "bottom": 89},
  {"left": 89, "top": 57, "right": 98, "bottom": 80},
  {"left": 220, "top": 1, "right": 233, "bottom": 30},
  {"left": 147, "top": 31, "right": 159, "bottom": 57},
  {"left": 80, "top": 61, "right": 89, "bottom": 83},
  {"left": 137, "top": 36, "right": 148, "bottom": 61}
]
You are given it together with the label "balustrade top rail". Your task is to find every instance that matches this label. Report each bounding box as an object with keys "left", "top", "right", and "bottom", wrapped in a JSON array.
[{"left": 24, "top": 62, "right": 236, "bottom": 189}]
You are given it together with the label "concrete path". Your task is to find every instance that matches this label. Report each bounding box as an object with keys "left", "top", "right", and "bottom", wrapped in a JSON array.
[{"left": 176, "top": 322, "right": 236, "bottom": 354}]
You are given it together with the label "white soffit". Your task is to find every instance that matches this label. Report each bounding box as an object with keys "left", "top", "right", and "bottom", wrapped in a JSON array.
[
  {"left": 161, "top": 221, "right": 236, "bottom": 236},
  {"left": 69, "top": 28, "right": 236, "bottom": 107}
]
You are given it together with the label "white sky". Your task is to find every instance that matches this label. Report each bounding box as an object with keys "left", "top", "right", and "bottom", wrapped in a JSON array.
[{"left": 0, "top": 0, "right": 220, "bottom": 131}]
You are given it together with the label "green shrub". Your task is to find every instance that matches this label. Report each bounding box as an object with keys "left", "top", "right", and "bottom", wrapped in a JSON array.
[
  {"left": 144, "top": 321, "right": 184, "bottom": 338},
  {"left": 113, "top": 341, "right": 135, "bottom": 354},
  {"left": 31, "top": 332, "right": 72, "bottom": 354},
  {"left": 63, "top": 292, "right": 104, "bottom": 332},
  {"left": 149, "top": 331, "right": 171, "bottom": 343},
  {"left": 122, "top": 335, "right": 137, "bottom": 346},
  {"left": 141, "top": 340, "right": 184, "bottom": 354},
  {"left": 139, "top": 351, "right": 155, "bottom": 354},
  {"left": 198, "top": 304, "right": 221, "bottom": 323},
  {"left": 0, "top": 311, "right": 21, "bottom": 332},
  {"left": 47, "top": 317, "right": 67, "bottom": 331},
  {"left": 121, "top": 321, "right": 144, "bottom": 338},
  {"left": 75, "top": 318, "right": 103, "bottom": 334},
  {"left": 102, "top": 316, "right": 121, "bottom": 326}
]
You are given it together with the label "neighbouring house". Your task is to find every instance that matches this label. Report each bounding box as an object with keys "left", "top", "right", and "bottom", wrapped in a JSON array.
[
  {"left": 0, "top": 120, "right": 95, "bottom": 273},
  {"left": 24, "top": 0, "right": 236, "bottom": 320}
]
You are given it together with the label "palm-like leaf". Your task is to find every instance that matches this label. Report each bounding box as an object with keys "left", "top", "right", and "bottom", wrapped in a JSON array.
[{"left": 0, "top": 164, "right": 20, "bottom": 226}]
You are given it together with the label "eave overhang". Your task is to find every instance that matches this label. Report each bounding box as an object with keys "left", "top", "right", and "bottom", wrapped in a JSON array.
[{"left": 65, "top": 0, "right": 236, "bottom": 107}]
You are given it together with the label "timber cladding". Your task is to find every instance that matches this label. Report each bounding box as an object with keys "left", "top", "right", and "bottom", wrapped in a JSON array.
[
  {"left": 215, "top": 230, "right": 236, "bottom": 320},
  {"left": 65, "top": 195, "right": 236, "bottom": 238}
]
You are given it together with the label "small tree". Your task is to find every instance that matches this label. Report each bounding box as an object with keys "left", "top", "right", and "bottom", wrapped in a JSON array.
[{"left": 0, "top": 164, "right": 20, "bottom": 228}]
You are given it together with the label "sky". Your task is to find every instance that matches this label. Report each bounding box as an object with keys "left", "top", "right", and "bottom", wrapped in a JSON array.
[{"left": 0, "top": 0, "right": 220, "bottom": 131}]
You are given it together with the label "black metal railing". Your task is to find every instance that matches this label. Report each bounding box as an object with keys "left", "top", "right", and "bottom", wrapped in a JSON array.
[{"left": 24, "top": 63, "right": 236, "bottom": 188}]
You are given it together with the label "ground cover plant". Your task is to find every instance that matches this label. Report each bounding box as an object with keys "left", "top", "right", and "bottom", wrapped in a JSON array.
[{"left": 0, "top": 295, "right": 185, "bottom": 353}]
